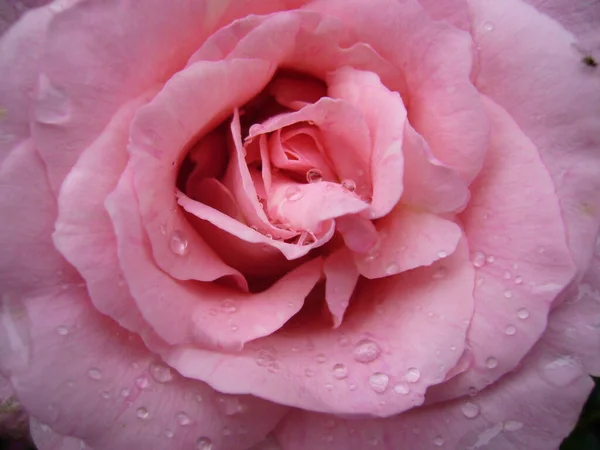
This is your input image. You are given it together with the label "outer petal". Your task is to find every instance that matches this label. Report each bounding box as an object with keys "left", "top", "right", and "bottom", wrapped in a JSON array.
[
  {"left": 30, "top": 417, "right": 91, "bottom": 450},
  {"left": 306, "top": 0, "right": 489, "bottom": 182},
  {"left": 163, "top": 239, "right": 474, "bottom": 417},
  {"left": 427, "top": 97, "right": 577, "bottom": 402},
  {"left": 0, "top": 143, "right": 287, "bottom": 450},
  {"left": 469, "top": 0, "right": 600, "bottom": 273}
]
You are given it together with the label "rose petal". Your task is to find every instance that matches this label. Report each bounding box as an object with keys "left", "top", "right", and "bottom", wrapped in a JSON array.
[
  {"left": 163, "top": 239, "right": 474, "bottom": 416},
  {"left": 427, "top": 97, "right": 577, "bottom": 402},
  {"left": 323, "top": 248, "right": 359, "bottom": 328},
  {"left": 354, "top": 206, "right": 462, "bottom": 280}
]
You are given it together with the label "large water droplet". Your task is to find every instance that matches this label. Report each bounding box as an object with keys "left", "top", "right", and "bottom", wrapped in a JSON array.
[
  {"left": 393, "top": 383, "right": 410, "bottom": 395},
  {"left": 136, "top": 407, "right": 149, "bottom": 419},
  {"left": 332, "top": 363, "right": 348, "bottom": 380},
  {"left": 517, "top": 308, "right": 529, "bottom": 319},
  {"left": 220, "top": 299, "right": 237, "bottom": 313},
  {"left": 306, "top": 168, "right": 323, "bottom": 183},
  {"left": 472, "top": 252, "right": 486, "bottom": 268},
  {"left": 405, "top": 367, "right": 421, "bottom": 383},
  {"left": 541, "top": 356, "right": 582, "bottom": 386},
  {"left": 352, "top": 339, "right": 381, "bottom": 363},
  {"left": 196, "top": 436, "right": 213, "bottom": 450},
  {"left": 176, "top": 411, "right": 191, "bottom": 426},
  {"left": 285, "top": 185, "right": 302, "bottom": 201},
  {"left": 87, "top": 368, "right": 102, "bottom": 381},
  {"left": 461, "top": 402, "right": 480, "bottom": 419},
  {"left": 150, "top": 363, "right": 173, "bottom": 383},
  {"left": 341, "top": 179, "right": 356, "bottom": 192},
  {"left": 433, "top": 435, "right": 445, "bottom": 446},
  {"left": 56, "top": 326, "right": 69, "bottom": 336},
  {"left": 486, "top": 357, "right": 498, "bottom": 369},
  {"left": 35, "top": 75, "right": 72, "bottom": 125},
  {"left": 169, "top": 230, "right": 189, "bottom": 256},
  {"left": 368, "top": 372, "right": 389, "bottom": 393}
]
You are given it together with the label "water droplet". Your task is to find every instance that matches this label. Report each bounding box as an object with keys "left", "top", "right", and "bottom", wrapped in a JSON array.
[
  {"left": 504, "top": 325, "right": 517, "bottom": 336},
  {"left": 150, "top": 363, "right": 173, "bottom": 383},
  {"left": 461, "top": 402, "right": 480, "bottom": 419},
  {"left": 35, "top": 75, "right": 72, "bottom": 124},
  {"left": 537, "top": 246, "right": 545, "bottom": 254},
  {"left": 405, "top": 367, "right": 421, "bottom": 383},
  {"left": 433, "top": 435, "right": 444, "bottom": 446},
  {"left": 514, "top": 276, "right": 523, "bottom": 285},
  {"left": 56, "top": 326, "right": 69, "bottom": 336},
  {"left": 196, "top": 436, "right": 213, "bottom": 450},
  {"left": 393, "top": 383, "right": 410, "bottom": 395},
  {"left": 486, "top": 255, "right": 495, "bottom": 264},
  {"left": 468, "top": 386, "right": 479, "bottom": 397},
  {"left": 483, "top": 21, "right": 494, "bottom": 32},
  {"left": 437, "top": 251, "right": 448, "bottom": 258},
  {"left": 332, "top": 363, "right": 348, "bottom": 379},
  {"left": 87, "top": 368, "right": 102, "bottom": 381},
  {"left": 306, "top": 168, "right": 323, "bottom": 183},
  {"left": 348, "top": 383, "right": 357, "bottom": 391},
  {"left": 450, "top": 345, "right": 457, "bottom": 351},
  {"left": 368, "top": 372, "right": 389, "bottom": 393},
  {"left": 503, "top": 271, "right": 512, "bottom": 280},
  {"left": 136, "top": 407, "right": 149, "bottom": 419},
  {"left": 503, "top": 289, "right": 513, "bottom": 299},
  {"left": 472, "top": 252, "right": 486, "bottom": 268},
  {"left": 315, "top": 353, "right": 327, "bottom": 363},
  {"left": 542, "top": 356, "right": 582, "bottom": 386},
  {"left": 100, "top": 390, "right": 111, "bottom": 400},
  {"left": 159, "top": 224, "right": 167, "bottom": 236},
  {"left": 220, "top": 299, "right": 237, "bottom": 313},
  {"left": 169, "top": 230, "right": 189, "bottom": 256},
  {"left": 517, "top": 308, "right": 530, "bottom": 319},
  {"left": 385, "top": 262, "right": 399, "bottom": 274},
  {"left": 486, "top": 357, "right": 498, "bottom": 369},
  {"left": 503, "top": 421, "right": 524, "bottom": 431},
  {"left": 221, "top": 426, "right": 232, "bottom": 436},
  {"left": 433, "top": 267, "right": 448, "bottom": 279},
  {"left": 323, "top": 434, "right": 334, "bottom": 443},
  {"left": 285, "top": 185, "right": 303, "bottom": 201},
  {"left": 230, "top": 324, "right": 239, "bottom": 331},
  {"left": 176, "top": 411, "right": 191, "bottom": 426},
  {"left": 352, "top": 339, "right": 381, "bottom": 363},
  {"left": 304, "top": 368, "right": 315, "bottom": 377},
  {"left": 165, "top": 430, "right": 174, "bottom": 438},
  {"left": 120, "top": 388, "right": 131, "bottom": 398},
  {"left": 135, "top": 376, "right": 149, "bottom": 389},
  {"left": 341, "top": 179, "right": 356, "bottom": 192}
]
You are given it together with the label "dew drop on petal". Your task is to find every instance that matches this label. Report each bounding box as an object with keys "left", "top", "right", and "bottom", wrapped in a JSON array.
[
  {"left": 486, "top": 255, "right": 495, "bottom": 264},
  {"left": 306, "top": 168, "right": 323, "bottom": 183},
  {"left": 220, "top": 299, "right": 238, "bottom": 313},
  {"left": 169, "top": 230, "right": 189, "bottom": 256},
  {"left": 503, "top": 289, "right": 513, "bottom": 299},
  {"left": 461, "top": 402, "right": 480, "bottom": 419},
  {"left": 405, "top": 367, "right": 421, "bottom": 383},
  {"left": 100, "top": 390, "right": 111, "bottom": 400},
  {"left": 285, "top": 185, "right": 302, "bottom": 201},
  {"left": 87, "top": 368, "right": 102, "bottom": 381},
  {"left": 56, "top": 326, "right": 69, "bottom": 336},
  {"left": 165, "top": 430, "right": 174, "bottom": 439},
  {"left": 136, "top": 407, "right": 149, "bottom": 420},
  {"left": 437, "top": 251, "right": 448, "bottom": 258},
  {"left": 150, "top": 363, "right": 173, "bottom": 383},
  {"left": 230, "top": 324, "right": 239, "bottom": 331},
  {"left": 135, "top": 376, "right": 149, "bottom": 389},
  {"left": 504, "top": 325, "right": 517, "bottom": 336},
  {"left": 483, "top": 21, "right": 495, "bottom": 31},
  {"left": 517, "top": 308, "right": 529, "bottom": 319},
  {"left": 503, "top": 271, "right": 512, "bottom": 280},
  {"left": 393, "top": 383, "right": 410, "bottom": 395},
  {"left": 433, "top": 436, "right": 445, "bottom": 446},
  {"left": 341, "top": 179, "right": 356, "bottom": 192},
  {"left": 304, "top": 368, "right": 315, "bottom": 377},
  {"left": 352, "top": 339, "right": 381, "bottom": 363},
  {"left": 176, "top": 412, "right": 191, "bottom": 426},
  {"left": 368, "top": 372, "right": 389, "bottom": 393},
  {"left": 514, "top": 276, "right": 523, "bottom": 285},
  {"left": 472, "top": 252, "right": 486, "bottom": 268},
  {"left": 196, "top": 437, "right": 213, "bottom": 450},
  {"left": 486, "top": 357, "right": 499, "bottom": 369},
  {"left": 385, "top": 263, "right": 399, "bottom": 275},
  {"left": 332, "top": 363, "right": 348, "bottom": 380},
  {"left": 315, "top": 353, "right": 327, "bottom": 364}
]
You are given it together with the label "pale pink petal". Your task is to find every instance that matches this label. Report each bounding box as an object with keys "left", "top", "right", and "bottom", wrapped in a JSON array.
[
  {"left": 30, "top": 417, "right": 92, "bottom": 450},
  {"left": 469, "top": 0, "right": 600, "bottom": 274},
  {"left": 427, "top": 97, "right": 576, "bottom": 402},
  {"left": 128, "top": 59, "right": 275, "bottom": 284},
  {"left": 324, "top": 248, "right": 359, "bottom": 328},
  {"left": 178, "top": 189, "right": 334, "bottom": 260},
  {"left": 417, "top": 0, "right": 470, "bottom": 30},
  {"left": 401, "top": 123, "right": 470, "bottom": 214},
  {"left": 306, "top": 0, "right": 489, "bottom": 182},
  {"left": 327, "top": 67, "right": 405, "bottom": 219},
  {"left": 163, "top": 239, "right": 474, "bottom": 416},
  {"left": 354, "top": 207, "right": 462, "bottom": 280},
  {"left": 335, "top": 215, "right": 380, "bottom": 255},
  {"left": 108, "top": 170, "right": 323, "bottom": 351}
]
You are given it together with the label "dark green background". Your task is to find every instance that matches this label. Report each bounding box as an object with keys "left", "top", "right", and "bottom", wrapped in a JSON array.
[{"left": 561, "top": 377, "right": 600, "bottom": 450}]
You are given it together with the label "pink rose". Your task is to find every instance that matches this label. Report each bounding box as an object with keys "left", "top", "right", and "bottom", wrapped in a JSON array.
[{"left": 1, "top": 0, "right": 599, "bottom": 449}]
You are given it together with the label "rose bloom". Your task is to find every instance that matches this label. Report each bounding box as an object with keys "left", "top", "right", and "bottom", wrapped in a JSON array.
[{"left": 1, "top": 0, "right": 599, "bottom": 449}]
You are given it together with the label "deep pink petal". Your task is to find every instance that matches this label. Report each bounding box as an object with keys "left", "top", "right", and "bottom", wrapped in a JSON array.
[
  {"left": 189, "top": 177, "right": 245, "bottom": 221},
  {"left": 129, "top": 59, "right": 275, "bottom": 284},
  {"left": 323, "top": 248, "right": 359, "bottom": 328},
  {"left": 327, "top": 67, "right": 405, "bottom": 219},
  {"left": 163, "top": 239, "right": 474, "bottom": 416},
  {"left": 335, "top": 215, "right": 380, "bottom": 255},
  {"left": 401, "top": 123, "right": 470, "bottom": 214},
  {"left": 30, "top": 417, "right": 91, "bottom": 450},
  {"left": 354, "top": 207, "right": 462, "bottom": 280},
  {"left": 108, "top": 170, "right": 323, "bottom": 351},
  {"left": 427, "top": 97, "right": 577, "bottom": 402},
  {"left": 185, "top": 128, "right": 229, "bottom": 197},
  {"left": 306, "top": 0, "right": 489, "bottom": 182},
  {"left": 469, "top": 0, "right": 600, "bottom": 273},
  {"left": 269, "top": 74, "right": 327, "bottom": 110}
]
